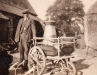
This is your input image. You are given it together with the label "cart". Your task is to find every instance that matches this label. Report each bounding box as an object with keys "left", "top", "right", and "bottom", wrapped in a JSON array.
[{"left": 25, "top": 36, "right": 76, "bottom": 75}]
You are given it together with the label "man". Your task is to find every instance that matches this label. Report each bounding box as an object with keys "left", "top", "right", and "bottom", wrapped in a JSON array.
[{"left": 15, "top": 9, "right": 36, "bottom": 70}]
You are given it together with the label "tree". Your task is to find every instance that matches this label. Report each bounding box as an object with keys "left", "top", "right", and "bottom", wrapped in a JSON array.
[{"left": 46, "top": 0, "right": 85, "bottom": 36}]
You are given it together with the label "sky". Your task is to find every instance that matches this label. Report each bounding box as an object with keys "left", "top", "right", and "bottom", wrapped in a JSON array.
[{"left": 28, "top": 0, "right": 97, "bottom": 20}]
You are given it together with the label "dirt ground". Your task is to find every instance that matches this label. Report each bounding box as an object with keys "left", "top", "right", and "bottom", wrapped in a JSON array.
[
  {"left": 9, "top": 48, "right": 97, "bottom": 75},
  {"left": 71, "top": 48, "right": 97, "bottom": 75}
]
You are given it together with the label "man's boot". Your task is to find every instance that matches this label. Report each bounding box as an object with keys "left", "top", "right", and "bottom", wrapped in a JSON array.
[{"left": 22, "top": 60, "right": 28, "bottom": 70}]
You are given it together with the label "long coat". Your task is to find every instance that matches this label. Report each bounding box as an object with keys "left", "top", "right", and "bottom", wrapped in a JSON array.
[{"left": 15, "top": 18, "right": 36, "bottom": 42}]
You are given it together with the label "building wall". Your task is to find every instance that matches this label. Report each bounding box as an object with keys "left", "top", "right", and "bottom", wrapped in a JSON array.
[
  {"left": 0, "top": 11, "right": 21, "bottom": 43},
  {"left": 0, "top": 19, "right": 8, "bottom": 43},
  {"left": 85, "top": 14, "right": 97, "bottom": 49}
]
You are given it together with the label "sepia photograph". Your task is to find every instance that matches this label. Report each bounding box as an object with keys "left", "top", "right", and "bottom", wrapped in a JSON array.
[{"left": 0, "top": 0, "right": 97, "bottom": 75}]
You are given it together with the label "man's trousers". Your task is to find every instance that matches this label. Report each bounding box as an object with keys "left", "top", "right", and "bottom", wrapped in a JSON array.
[{"left": 18, "top": 32, "right": 30, "bottom": 63}]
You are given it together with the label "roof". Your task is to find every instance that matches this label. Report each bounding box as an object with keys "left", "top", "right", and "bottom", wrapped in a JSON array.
[
  {"left": 0, "top": 2, "right": 23, "bottom": 16},
  {"left": 86, "top": 1, "right": 97, "bottom": 15},
  {"left": 0, "top": 12, "right": 9, "bottom": 19},
  {"left": 29, "top": 14, "right": 45, "bottom": 29},
  {"left": 0, "top": 0, "right": 37, "bottom": 16}
]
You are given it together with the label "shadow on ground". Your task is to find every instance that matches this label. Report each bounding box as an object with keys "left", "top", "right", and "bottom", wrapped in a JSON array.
[{"left": 74, "top": 59, "right": 90, "bottom": 71}]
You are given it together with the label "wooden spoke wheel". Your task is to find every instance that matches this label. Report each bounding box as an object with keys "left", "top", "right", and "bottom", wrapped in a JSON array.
[
  {"left": 28, "top": 46, "right": 46, "bottom": 75},
  {"left": 64, "top": 61, "right": 76, "bottom": 75},
  {"left": 57, "top": 60, "right": 76, "bottom": 75}
]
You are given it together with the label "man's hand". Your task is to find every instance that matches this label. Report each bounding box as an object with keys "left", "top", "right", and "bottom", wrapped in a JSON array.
[{"left": 15, "top": 39, "right": 18, "bottom": 43}]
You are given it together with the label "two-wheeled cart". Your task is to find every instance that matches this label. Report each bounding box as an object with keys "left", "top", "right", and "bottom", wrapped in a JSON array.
[{"left": 26, "top": 37, "right": 76, "bottom": 75}]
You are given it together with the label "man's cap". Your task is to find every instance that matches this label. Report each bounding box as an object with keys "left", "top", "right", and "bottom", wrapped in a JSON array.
[{"left": 22, "top": 9, "right": 29, "bottom": 14}]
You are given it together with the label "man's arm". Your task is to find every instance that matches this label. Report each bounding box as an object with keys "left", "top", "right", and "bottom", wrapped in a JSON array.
[
  {"left": 15, "top": 19, "right": 22, "bottom": 42},
  {"left": 31, "top": 20, "right": 36, "bottom": 38}
]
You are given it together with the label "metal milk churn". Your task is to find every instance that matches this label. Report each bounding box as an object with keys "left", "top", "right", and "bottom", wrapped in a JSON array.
[{"left": 43, "top": 19, "right": 57, "bottom": 45}]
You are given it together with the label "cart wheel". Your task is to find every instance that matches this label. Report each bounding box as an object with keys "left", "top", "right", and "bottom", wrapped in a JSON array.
[
  {"left": 66, "top": 62, "right": 76, "bottom": 75},
  {"left": 58, "top": 60, "right": 76, "bottom": 75},
  {"left": 28, "top": 46, "right": 46, "bottom": 75}
]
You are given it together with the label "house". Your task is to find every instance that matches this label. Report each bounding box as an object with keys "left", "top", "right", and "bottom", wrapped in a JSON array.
[
  {"left": 85, "top": 1, "right": 97, "bottom": 50},
  {"left": 0, "top": 0, "right": 44, "bottom": 43}
]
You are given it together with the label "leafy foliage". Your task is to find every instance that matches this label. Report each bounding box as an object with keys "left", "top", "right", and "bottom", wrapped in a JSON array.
[{"left": 46, "top": 0, "right": 85, "bottom": 36}]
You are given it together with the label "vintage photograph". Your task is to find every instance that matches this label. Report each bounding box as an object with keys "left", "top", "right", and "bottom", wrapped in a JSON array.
[{"left": 0, "top": 0, "right": 97, "bottom": 75}]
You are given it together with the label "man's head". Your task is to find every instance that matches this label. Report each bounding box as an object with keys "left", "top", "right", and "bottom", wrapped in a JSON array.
[{"left": 22, "top": 9, "right": 30, "bottom": 18}]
